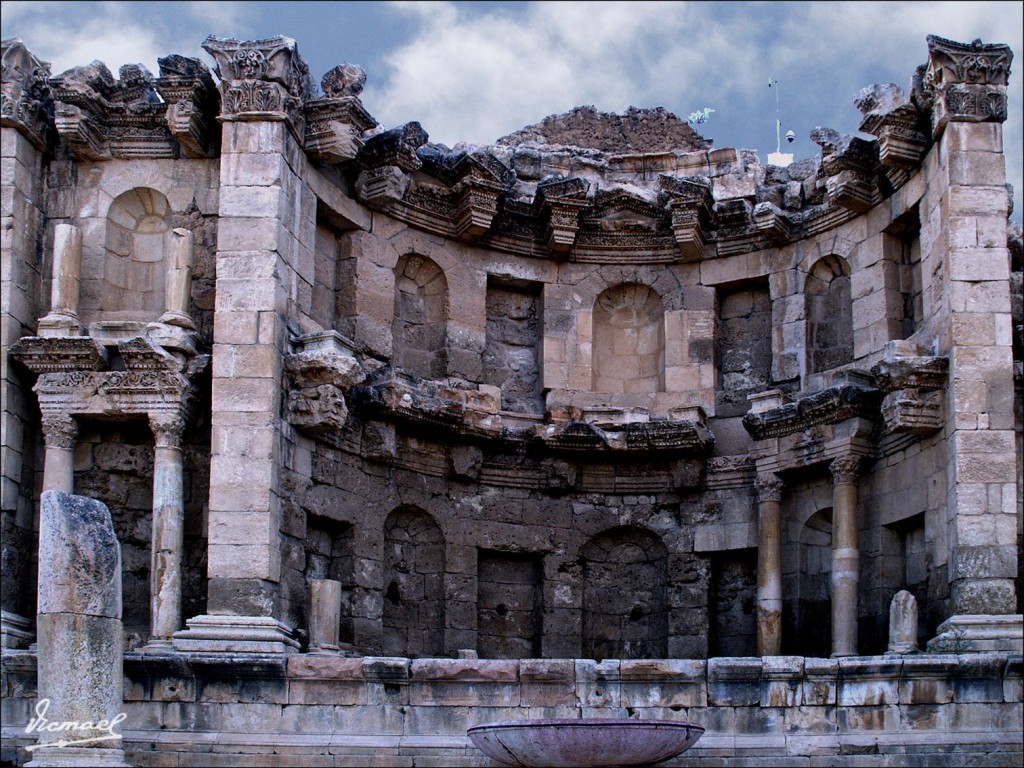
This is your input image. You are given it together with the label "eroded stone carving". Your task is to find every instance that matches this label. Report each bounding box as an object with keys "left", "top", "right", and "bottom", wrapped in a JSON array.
[
  {"left": 0, "top": 37, "right": 53, "bottom": 149},
  {"left": 923, "top": 35, "right": 1013, "bottom": 138}
]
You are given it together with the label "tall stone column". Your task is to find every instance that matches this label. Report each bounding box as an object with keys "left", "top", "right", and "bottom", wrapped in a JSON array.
[
  {"left": 145, "top": 413, "right": 185, "bottom": 649},
  {"left": 40, "top": 413, "right": 78, "bottom": 494},
  {"left": 756, "top": 472, "right": 784, "bottom": 656},
  {"left": 830, "top": 456, "right": 861, "bottom": 657}
]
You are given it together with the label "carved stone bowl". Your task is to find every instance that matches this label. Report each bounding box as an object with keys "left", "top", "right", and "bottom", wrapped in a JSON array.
[{"left": 467, "top": 718, "right": 704, "bottom": 767}]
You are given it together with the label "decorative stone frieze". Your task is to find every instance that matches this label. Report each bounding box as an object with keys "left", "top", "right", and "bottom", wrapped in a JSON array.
[
  {"left": 0, "top": 37, "right": 53, "bottom": 150},
  {"left": 202, "top": 35, "right": 313, "bottom": 135},
  {"left": 923, "top": 35, "right": 1013, "bottom": 138},
  {"left": 742, "top": 383, "right": 883, "bottom": 440},
  {"left": 304, "top": 64, "right": 377, "bottom": 164}
]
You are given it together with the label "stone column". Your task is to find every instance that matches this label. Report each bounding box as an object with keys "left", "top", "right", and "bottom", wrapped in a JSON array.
[
  {"left": 887, "top": 590, "right": 919, "bottom": 654},
  {"left": 40, "top": 413, "right": 77, "bottom": 494},
  {"left": 28, "top": 490, "right": 128, "bottom": 768},
  {"left": 145, "top": 413, "right": 185, "bottom": 649},
  {"left": 830, "top": 456, "right": 861, "bottom": 657},
  {"left": 160, "top": 228, "right": 195, "bottom": 329},
  {"left": 308, "top": 578, "right": 342, "bottom": 653},
  {"left": 756, "top": 472, "right": 784, "bottom": 656},
  {"left": 37, "top": 224, "right": 82, "bottom": 337}
]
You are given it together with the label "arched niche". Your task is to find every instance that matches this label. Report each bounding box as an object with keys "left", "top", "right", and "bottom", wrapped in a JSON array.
[
  {"left": 805, "top": 255, "right": 853, "bottom": 374},
  {"left": 102, "top": 187, "right": 171, "bottom": 321},
  {"left": 393, "top": 254, "right": 448, "bottom": 379},
  {"left": 581, "top": 526, "right": 668, "bottom": 660},
  {"left": 592, "top": 283, "right": 665, "bottom": 393},
  {"left": 382, "top": 506, "right": 445, "bottom": 657},
  {"left": 795, "top": 507, "right": 833, "bottom": 657}
]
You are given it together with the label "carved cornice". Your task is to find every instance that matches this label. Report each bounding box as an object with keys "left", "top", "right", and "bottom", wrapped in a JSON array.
[
  {"left": 283, "top": 332, "right": 365, "bottom": 441},
  {"left": 855, "top": 83, "right": 929, "bottom": 170},
  {"left": 742, "top": 384, "right": 883, "bottom": 440},
  {"left": 0, "top": 38, "right": 53, "bottom": 150},
  {"left": 870, "top": 355, "right": 949, "bottom": 392},
  {"left": 880, "top": 389, "right": 944, "bottom": 436},
  {"left": 9, "top": 336, "right": 108, "bottom": 373}
]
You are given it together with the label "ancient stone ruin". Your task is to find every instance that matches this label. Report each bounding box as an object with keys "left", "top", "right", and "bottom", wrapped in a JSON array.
[{"left": 1, "top": 32, "right": 1022, "bottom": 766}]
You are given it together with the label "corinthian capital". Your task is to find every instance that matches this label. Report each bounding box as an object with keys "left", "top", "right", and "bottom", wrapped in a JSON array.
[
  {"left": 755, "top": 472, "right": 784, "bottom": 502},
  {"left": 40, "top": 413, "right": 77, "bottom": 450},
  {"left": 149, "top": 412, "right": 185, "bottom": 448},
  {"left": 830, "top": 455, "right": 862, "bottom": 485},
  {"left": 0, "top": 38, "right": 53, "bottom": 150}
]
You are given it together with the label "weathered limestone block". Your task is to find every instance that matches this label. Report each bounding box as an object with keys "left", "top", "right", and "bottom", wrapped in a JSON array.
[{"left": 30, "top": 490, "right": 128, "bottom": 767}]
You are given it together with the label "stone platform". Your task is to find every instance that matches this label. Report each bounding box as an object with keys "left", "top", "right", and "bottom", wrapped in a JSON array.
[{"left": 2, "top": 651, "right": 1022, "bottom": 766}]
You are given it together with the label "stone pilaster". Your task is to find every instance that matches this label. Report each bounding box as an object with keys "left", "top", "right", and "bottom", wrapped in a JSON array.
[
  {"left": 829, "top": 456, "right": 861, "bottom": 657},
  {"left": 923, "top": 36, "right": 1018, "bottom": 618},
  {"left": 755, "top": 472, "right": 784, "bottom": 656},
  {"left": 144, "top": 412, "right": 186, "bottom": 649},
  {"left": 174, "top": 37, "right": 312, "bottom": 653}
]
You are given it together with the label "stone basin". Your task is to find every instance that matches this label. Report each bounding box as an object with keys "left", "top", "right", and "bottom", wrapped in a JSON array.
[{"left": 467, "top": 718, "right": 704, "bottom": 767}]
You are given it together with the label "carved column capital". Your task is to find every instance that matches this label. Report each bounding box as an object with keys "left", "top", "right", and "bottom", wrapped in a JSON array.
[
  {"left": 149, "top": 412, "right": 185, "bottom": 448},
  {"left": 40, "top": 413, "right": 78, "bottom": 450},
  {"left": 755, "top": 472, "right": 784, "bottom": 502},
  {"left": 830, "top": 455, "right": 862, "bottom": 485},
  {"left": 0, "top": 38, "right": 54, "bottom": 151}
]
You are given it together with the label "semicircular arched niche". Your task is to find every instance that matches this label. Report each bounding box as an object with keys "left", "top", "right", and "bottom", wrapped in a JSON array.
[
  {"left": 592, "top": 282, "right": 666, "bottom": 393},
  {"left": 100, "top": 187, "right": 171, "bottom": 323},
  {"left": 805, "top": 255, "right": 853, "bottom": 374},
  {"left": 392, "top": 254, "right": 448, "bottom": 379},
  {"left": 581, "top": 525, "right": 669, "bottom": 661},
  {"left": 382, "top": 506, "right": 445, "bottom": 658}
]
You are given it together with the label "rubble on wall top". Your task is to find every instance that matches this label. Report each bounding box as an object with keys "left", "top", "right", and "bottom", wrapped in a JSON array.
[{"left": 497, "top": 105, "right": 713, "bottom": 154}]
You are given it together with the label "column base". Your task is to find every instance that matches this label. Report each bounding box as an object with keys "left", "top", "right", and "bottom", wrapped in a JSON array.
[
  {"left": 926, "top": 614, "right": 1024, "bottom": 653},
  {"left": 138, "top": 638, "right": 176, "bottom": 655},
  {"left": 308, "top": 641, "right": 360, "bottom": 656},
  {"left": 36, "top": 314, "right": 81, "bottom": 338},
  {"left": 1, "top": 610, "right": 35, "bottom": 648},
  {"left": 172, "top": 615, "right": 300, "bottom": 653},
  {"left": 25, "top": 745, "right": 130, "bottom": 767}
]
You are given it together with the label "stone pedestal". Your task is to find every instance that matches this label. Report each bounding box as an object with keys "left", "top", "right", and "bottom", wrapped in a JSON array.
[
  {"left": 28, "top": 491, "right": 128, "bottom": 768},
  {"left": 173, "top": 615, "right": 300, "bottom": 654}
]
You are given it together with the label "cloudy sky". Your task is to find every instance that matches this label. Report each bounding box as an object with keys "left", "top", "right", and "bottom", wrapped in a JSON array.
[{"left": 2, "top": 1, "right": 1021, "bottom": 220}]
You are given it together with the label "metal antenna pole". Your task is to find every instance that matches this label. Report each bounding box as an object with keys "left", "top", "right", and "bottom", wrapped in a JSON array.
[{"left": 771, "top": 78, "right": 782, "bottom": 154}]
